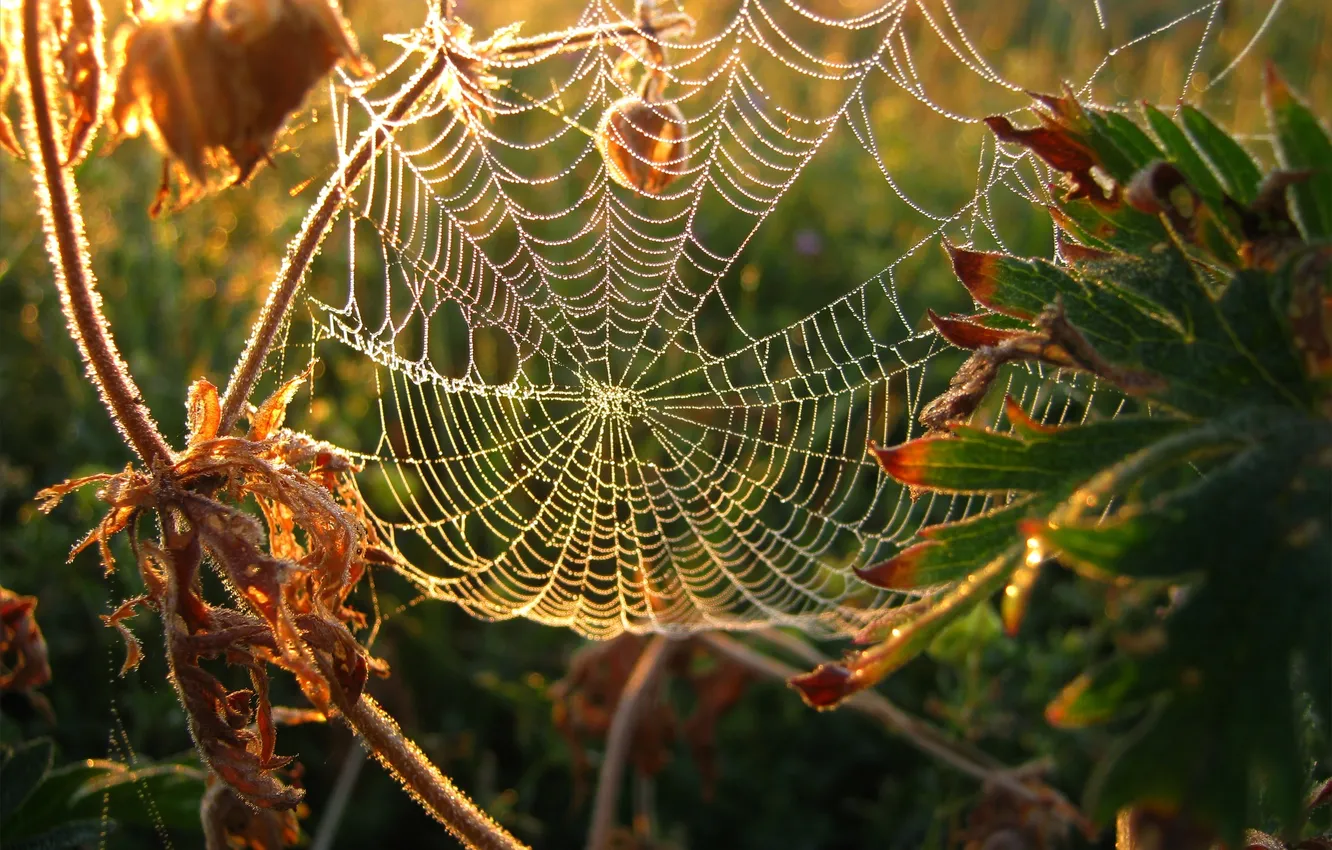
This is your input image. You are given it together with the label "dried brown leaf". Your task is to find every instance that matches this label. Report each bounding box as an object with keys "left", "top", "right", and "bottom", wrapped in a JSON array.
[
  {"left": 102, "top": 594, "right": 149, "bottom": 676},
  {"left": 1, "top": 586, "right": 52, "bottom": 692},
  {"left": 248, "top": 367, "right": 311, "bottom": 442},
  {"left": 187, "top": 377, "right": 222, "bottom": 444},
  {"left": 57, "top": 0, "right": 104, "bottom": 165}
]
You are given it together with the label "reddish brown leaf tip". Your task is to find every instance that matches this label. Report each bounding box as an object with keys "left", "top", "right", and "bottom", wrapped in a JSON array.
[
  {"left": 869, "top": 439, "right": 943, "bottom": 486},
  {"left": 1055, "top": 232, "right": 1113, "bottom": 264},
  {"left": 1263, "top": 61, "right": 1292, "bottom": 109},
  {"left": 1003, "top": 394, "right": 1056, "bottom": 436},
  {"left": 943, "top": 243, "right": 1006, "bottom": 311},
  {"left": 927, "top": 309, "right": 1022, "bottom": 351},
  {"left": 855, "top": 546, "right": 929, "bottom": 590},
  {"left": 788, "top": 663, "right": 855, "bottom": 709}
]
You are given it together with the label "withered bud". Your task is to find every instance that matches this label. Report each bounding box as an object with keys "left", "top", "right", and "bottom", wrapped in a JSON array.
[
  {"left": 108, "top": 0, "right": 368, "bottom": 211},
  {"left": 597, "top": 94, "right": 689, "bottom": 195}
]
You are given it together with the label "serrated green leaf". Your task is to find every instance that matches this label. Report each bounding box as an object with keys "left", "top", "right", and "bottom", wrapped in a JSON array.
[
  {"left": 1265, "top": 66, "right": 1332, "bottom": 240},
  {"left": 1214, "top": 268, "right": 1314, "bottom": 409},
  {"left": 792, "top": 549, "right": 1020, "bottom": 708},
  {"left": 1180, "top": 106, "right": 1262, "bottom": 205},
  {"left": 1052, "top": 194, "right": 1171, "bottom": 256},
  {"left": 1047, "top": 658, "right": 1142, "bottom": 728},
  {"left": 861, "top": 498, "right": 1037, "bottom": 589},
  {"left": 874, "top": 416, "right": 1189, "bottom": 495},
  {"left": 1142, "top": 103, "right": 1228, "bottom": 206},
  {"left": 0, "top": 739, "right": 54, "bottom": 823},
  {"left": 1091, "top": 110, "right": 1164, "bottom": 177},
  {"left": 853, "top": 549, "right": 1019, "bottom": 685}
]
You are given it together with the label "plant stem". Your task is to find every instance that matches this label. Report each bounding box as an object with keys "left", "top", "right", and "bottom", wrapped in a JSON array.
[
  {"left": 20, "top": 0, "right": 173, "bottom": 468},
  {"left": 340, "top": 690, "right": 527, "bottom": 850},
  {"left": 493, "top": 13, "right": 694, "bottom": 62},
  {"left": 219, "top": 9, "right": 692, "bottom": 432},
  {"left": 704, "top": 631, "right": 1095, "bottom": 837},
  {"left": 309, "top": 738, "right": 368, "bottom": 850},
  {"left": 585, "top": 635, "right": 673, "bottom": 850},
  {"left": 218, "top": 47, "right": 452, "bottom": 434}
]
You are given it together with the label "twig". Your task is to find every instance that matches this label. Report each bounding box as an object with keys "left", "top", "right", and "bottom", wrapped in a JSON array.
[
  {"left": 20, "top": 0, "right": 173, "bottom": 468},
  {"left": 585, "top": 635, "right": 674, "bottom": 850},
  {"left": 218, "top": 8, "right": 692, "bottom": 433},
  {"left": 310, "top": 739, "right": 368, "bottom": 850},
  {"left": 217, "top": 46, "right": 452, "bottom": 434},
  {"left": 493, "top": 13, "right": 694, "bottom": 62},
  {"left": 337, "top": 689, "right": 527, "bottom": 850},
  {"left": 702, "top": 632, "right": 1092, "bottom": 835}
]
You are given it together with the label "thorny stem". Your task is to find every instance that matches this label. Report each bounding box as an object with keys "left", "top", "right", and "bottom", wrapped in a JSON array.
[
  {"left": 20, "top": 0, "right": 173, "bottom": 468},
  {"left": 219, "top": 8, "right": 693, "bottom": 432},
  {"left": 336, "top": 687, "right": 527, "bottom": 850},
  {"left": 705, "top": 632, "right": 1095, "bottom": 837},
  {"left": 585, "top": 635, "right": 674, "bottom": 850}
]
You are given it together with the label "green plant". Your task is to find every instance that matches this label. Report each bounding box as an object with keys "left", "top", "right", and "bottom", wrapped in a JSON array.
[{"left": 792, "top": 69, "right": 1332, "bottom": 848}]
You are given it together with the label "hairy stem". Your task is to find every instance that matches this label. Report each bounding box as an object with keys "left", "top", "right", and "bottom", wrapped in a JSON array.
[
  {"left": 20, "top": 0, "right": 172, "bottom": 467},
  {"left": 220, "top": 9, "right": 692, "bottom": 432},
  {"left": 493, "top": 13, "right": 693, "bottom": 62},
  {"left": 586, "top": 635, "right": 674, "bottom": 850},
  {"left": 218, "top": 47, "right": 451, "bottom": 434},
  {"left": 339, "top": 689, "right": 527, "bottom": 850}
]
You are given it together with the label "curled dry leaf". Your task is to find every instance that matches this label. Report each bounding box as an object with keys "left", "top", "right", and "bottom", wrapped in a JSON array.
[
  {"left": 108, "top": 0, "right": 369, "bottom": 213},
  {"left": 0, "top": 4, "right": 22, "bottom": 157},
  {"left": 201, "top": 776, "right": 304, "bottom": 850},
  {"left": 57, "top": 0, "right": 105, "bottom": 165},
  {"left": 35, "top": 372, "right": 388, "bottom": 810},
  {"left": 550, "top": 634, "right": 752, "bottom": 805},
  {"left": 1, "top": 586, "right": 52, "bottom": 692}
]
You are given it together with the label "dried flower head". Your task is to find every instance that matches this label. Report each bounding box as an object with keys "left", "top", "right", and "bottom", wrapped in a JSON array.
[
  {"left": 108, "top": 0, "right": 368, "bottom": 212},
  {"left": 597, "top": 94, "right": 689, "bottom": 195}
]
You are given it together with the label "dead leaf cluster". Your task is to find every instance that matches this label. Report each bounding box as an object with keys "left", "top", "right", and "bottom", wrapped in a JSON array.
[
  {"left": 36, "top": 370, "right": 386, "bottom": 811},
  {"left": 107, "top": 0, "right": 368, "bottom": 212},
  {"left": 549, "top": 634, "right": 752, "bottom": 807}
]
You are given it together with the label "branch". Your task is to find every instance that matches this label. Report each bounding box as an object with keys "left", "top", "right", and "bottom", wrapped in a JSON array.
[
  {"left": 20, "top": 0, "right": 173, "bottom": 467},
  {"left": 337, "top": 689, "right": 527, "bottom": 850},
  {"left": 217, "top": 47, "right": 452, "bottom": 434},
  {"left": 703, "top": 631, "right": 1093, "bottom": 836},
  {"left": 309, "top": 738, "right": 368, "bottom": 850},
  {"left": 585, "top": 635, "right": 674, "bottom": 850}
]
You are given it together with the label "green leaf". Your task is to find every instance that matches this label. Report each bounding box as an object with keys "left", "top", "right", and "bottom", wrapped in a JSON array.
[
  {"left": 4, "top": 758, "right": 206, "bottom": 840},
  {"left": 793, "top": 550, "right": 1019, "bottom": 708},
  {"left": 1265, "top": 65, "right": 1332, "bottom": 240},
  {"left": 872, "top": 416, "right": 1188, "bottom": 495},
  {"left": 67, "top": 762, "right": 206, "bottom": 832},
  {"left": 1180, "top": 106, "right": 1262, "bottom": 205},
  {"left": 926, "top": 600, "right": 1003, "bottom": 666},
  {"left": 0, "top": 739, "right": 54, "bottom": 823},
  {"left": 1047, "top": 658, "right": 1142, "bottom": 728},
  {"left": 1142, "top": 103, "right": 1228, "bottom": 207},
  {"left": 860, "top": 497, "right": 1043, "bottom": 589},
  {"left": 1089, "top": 110, "right": 1164, "bottom": 178}
]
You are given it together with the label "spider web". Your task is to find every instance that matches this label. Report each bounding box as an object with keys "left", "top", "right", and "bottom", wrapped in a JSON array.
[{"left": 285, "top": 0, "right": 1279, "bottom": 639}]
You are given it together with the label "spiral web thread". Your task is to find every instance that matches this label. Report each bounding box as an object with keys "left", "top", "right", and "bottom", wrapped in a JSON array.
[{"left": 295, "top": 0, "right": 1278, "bottom": 639}]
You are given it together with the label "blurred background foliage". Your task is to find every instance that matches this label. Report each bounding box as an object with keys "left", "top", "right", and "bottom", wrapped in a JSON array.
[{"left": 0, "top": 0, "right": 1327, "bottom": 847}]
